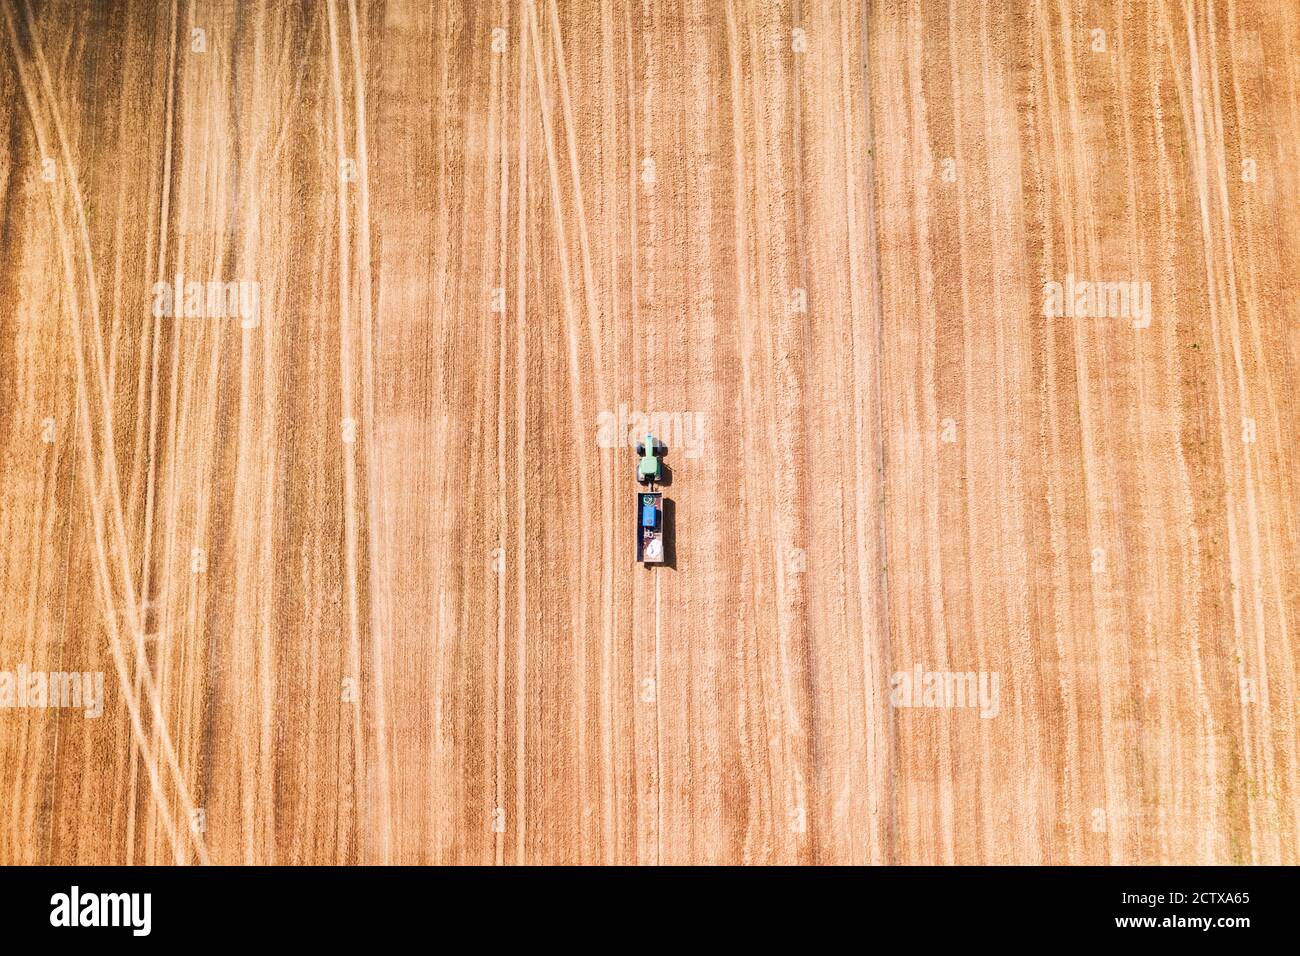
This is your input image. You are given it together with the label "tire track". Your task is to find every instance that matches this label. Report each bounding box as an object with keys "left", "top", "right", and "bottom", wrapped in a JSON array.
[{"left": 2, "top": 0, "right": 209, "bottom": 865}]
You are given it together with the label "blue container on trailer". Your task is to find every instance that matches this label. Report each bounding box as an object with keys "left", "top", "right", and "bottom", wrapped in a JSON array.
[{"left": 641, "top": 501, "right": 657, "bottom": 528}]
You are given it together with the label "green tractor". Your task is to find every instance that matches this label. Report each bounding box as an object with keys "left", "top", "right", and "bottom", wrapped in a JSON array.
[{"left": 636, "top": 434, "right": 663, "bottom": 485}]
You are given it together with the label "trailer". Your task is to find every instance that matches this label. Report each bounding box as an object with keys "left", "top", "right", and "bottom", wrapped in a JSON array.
[{"left": 636, "top": 491, "right": 664, "bottom": 564}]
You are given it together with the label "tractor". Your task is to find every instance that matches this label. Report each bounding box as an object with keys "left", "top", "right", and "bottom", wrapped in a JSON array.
[{"left": 635, "top": 434, "right": 665, "bottom": 564}]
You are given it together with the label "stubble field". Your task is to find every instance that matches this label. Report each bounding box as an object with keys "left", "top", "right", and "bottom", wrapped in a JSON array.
[{"left": 0, "top": 0, "right": 1297, "bottom": 864}]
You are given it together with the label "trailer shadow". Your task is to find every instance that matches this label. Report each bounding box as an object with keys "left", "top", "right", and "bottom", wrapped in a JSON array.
[
  {"left": 658, "top": 446, "right": 674, "bottom": 567},
  {"left": 661, "top": 496, "right": 677, "bottom": 570}
]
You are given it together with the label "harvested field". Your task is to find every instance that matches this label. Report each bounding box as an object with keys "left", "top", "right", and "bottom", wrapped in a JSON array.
[{"left": 0, "top": 0, "right": 1297, "bottom": 864}]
